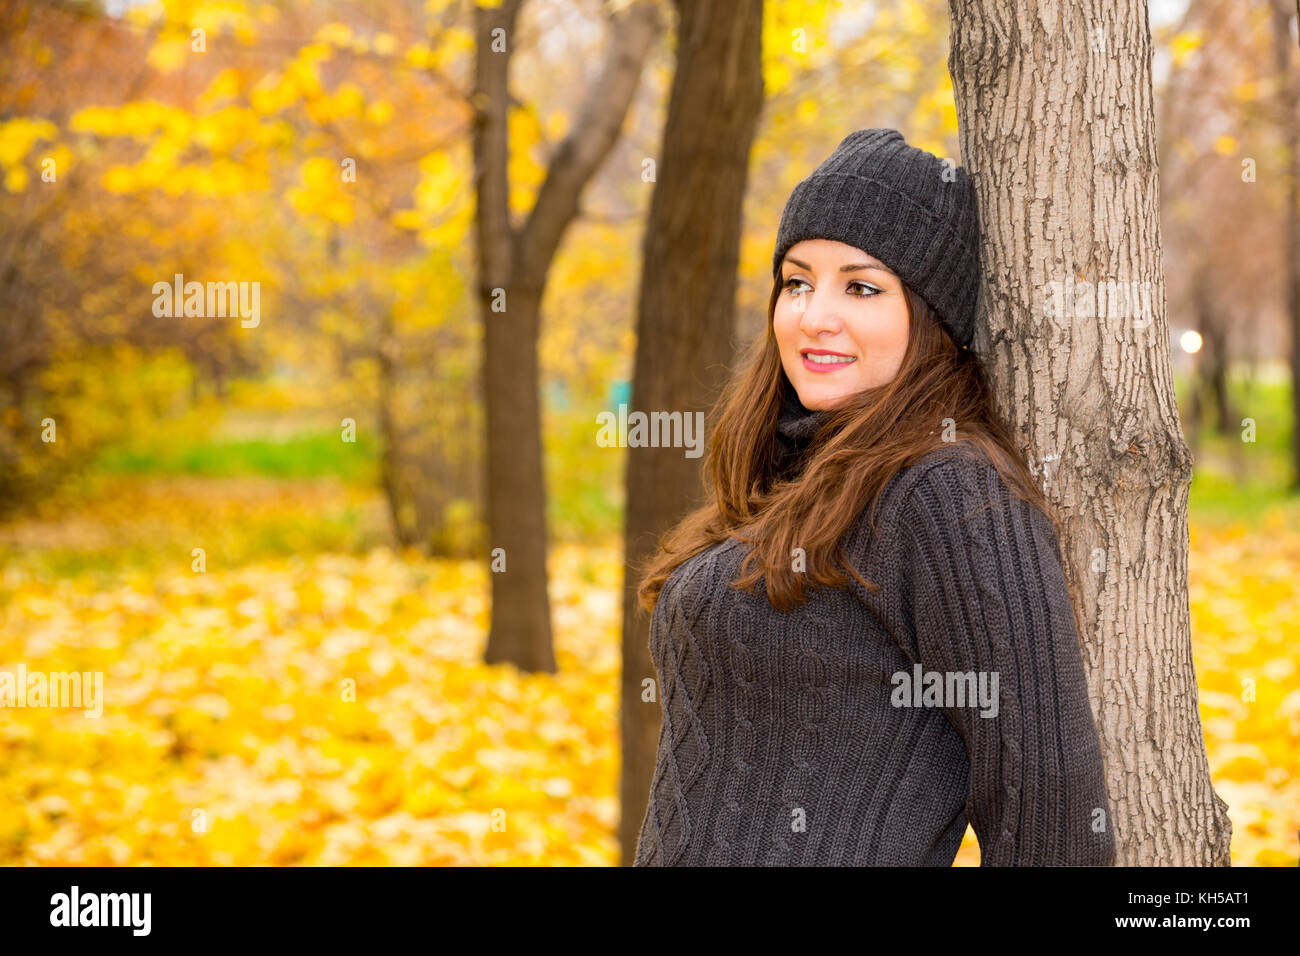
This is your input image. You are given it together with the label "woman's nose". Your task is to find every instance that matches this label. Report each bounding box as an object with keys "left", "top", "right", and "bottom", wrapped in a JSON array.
[{"left": 798, "top": 291, "right": 842, "bottom": 334}]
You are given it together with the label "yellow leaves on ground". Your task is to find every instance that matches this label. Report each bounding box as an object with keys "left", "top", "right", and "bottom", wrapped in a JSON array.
[
  {"left": 1188, "top": 516, "right": 1300, "bottom": 867},
  {"left": 1, "top": 476, "right": 1295, "bottom": 865},
  {"left": 0, "top": 478, "right": 617, "bottom": 865}
]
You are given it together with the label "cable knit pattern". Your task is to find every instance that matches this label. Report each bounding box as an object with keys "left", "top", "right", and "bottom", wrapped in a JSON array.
[
  {"left": 704, "top": 582, "right": 763, "bottom": 864},
  {"left": 633, "top": 393, "right": 1115, "bottom": 867},
  {"left": 640, "top": 551, "right": 716, "bottom": 866}
]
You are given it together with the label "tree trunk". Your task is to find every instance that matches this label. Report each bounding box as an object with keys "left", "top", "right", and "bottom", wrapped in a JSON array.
[
  {"left": 1192, "top": 271, "right": 1234, "bottom": 438},
  {"left": 1273, "top": 0, "right": 1300, "bottom": 489},
  {"left": 472, "top": 0, "right": 662, "bottom": 672},
  {"left": 376, "top": 311, "right": 414, "bottom": 548},
  {"left": 948, "top": 0, "right": 1232, "bottom": 864},
  {"left": 619, "top": 0, "right": 764, "bottom": 865}
]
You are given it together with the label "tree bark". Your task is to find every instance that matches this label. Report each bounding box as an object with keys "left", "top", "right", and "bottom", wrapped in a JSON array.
[
  {"left": 472, "top": 0, "right": 662, "bottom": 672},
  {"left": 619, "top": 0, "right": 764, "bottom": 864},
  {"left": 948, "top": 0, "right": 1232, "bottom": 864}
]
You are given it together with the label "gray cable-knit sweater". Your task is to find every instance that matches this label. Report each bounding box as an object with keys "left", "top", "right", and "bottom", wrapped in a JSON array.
[{"left": 634, "top": 389, "right": 1115, "bottom": 866}]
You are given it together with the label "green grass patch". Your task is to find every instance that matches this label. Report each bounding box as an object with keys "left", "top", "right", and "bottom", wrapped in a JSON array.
[
  {"left": 1177, "top": 367, "right": 1296, "bottom": 526},
  {"left": 61, "top": 364, "right": 1297, "bottom": 544},
  {"left": 0, "top": 501, "right": 386, "bottom": 589},
  {"left": 93, "top": 431, "right": 379, "bottom": 482},
  {"left": 545, "top": 408, "right": 624, "bottom": 542}
]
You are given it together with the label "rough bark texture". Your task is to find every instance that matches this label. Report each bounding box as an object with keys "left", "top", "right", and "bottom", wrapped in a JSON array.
[
  {"left": 472, "top": 0, "right": 662, "bottom": 672},
  {"left": 948, "top": 0, "right": 1232, "bottom": 864},
  {"left": 619, "top": 0, "right": 763, "bottom": 864}
]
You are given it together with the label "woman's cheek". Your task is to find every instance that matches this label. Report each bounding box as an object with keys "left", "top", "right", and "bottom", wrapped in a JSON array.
[{"left": 773, "top": 308, "right": 798, "bottom": 352}]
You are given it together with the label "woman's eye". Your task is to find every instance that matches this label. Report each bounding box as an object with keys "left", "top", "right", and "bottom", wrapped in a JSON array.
[{"left": 783, "top": 276, "right": 879, "bottom": 297}]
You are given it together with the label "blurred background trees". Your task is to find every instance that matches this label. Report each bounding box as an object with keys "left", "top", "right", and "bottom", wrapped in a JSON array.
[
  {"left": 0, "top": 0, "right": 1296, "bottom": 866},
  {"left": 7, "top": 0, "right": 1291, "bottom": 596}
]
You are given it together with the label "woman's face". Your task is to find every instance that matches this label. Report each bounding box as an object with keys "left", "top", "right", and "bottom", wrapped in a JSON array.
[{"left": 773, "top": 238, "right": 910, "bottom": 411}]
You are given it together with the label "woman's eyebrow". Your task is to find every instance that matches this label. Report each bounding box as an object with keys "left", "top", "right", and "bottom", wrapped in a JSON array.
[{"left": 783, "top": 255, "right": 896, "bottom": 277}]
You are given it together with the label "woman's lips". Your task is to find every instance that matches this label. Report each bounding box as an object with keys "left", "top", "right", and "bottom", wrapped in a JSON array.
[{"left": 801, "top": 351, "right": 857, "bottom": 373}]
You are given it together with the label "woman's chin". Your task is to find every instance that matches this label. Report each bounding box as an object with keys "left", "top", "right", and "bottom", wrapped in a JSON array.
[{"left": 796, "top": 390, "right": 845, "bottom": 411}]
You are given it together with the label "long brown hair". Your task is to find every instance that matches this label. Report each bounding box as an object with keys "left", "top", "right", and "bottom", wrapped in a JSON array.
[{"left": 635, "top": 278, "right": 1060, "bottom": 614}]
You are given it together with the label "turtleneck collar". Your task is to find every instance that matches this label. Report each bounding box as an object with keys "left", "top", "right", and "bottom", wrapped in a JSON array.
[
  {"left": 774, "top": 383, "right": 832, "bottom": 474},
  {"left": 776, "top": 382, "right": 831, "bottom": 441}
]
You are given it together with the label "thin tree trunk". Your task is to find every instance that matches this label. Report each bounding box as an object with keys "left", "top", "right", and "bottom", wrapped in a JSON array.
[
  {"left": 1209, "top": 342, "right": 1233, "bottom": 437},
  {"left": 1192, "top": 272, "right": 1234, "bottom": 437},
  {"left": 472, "top": 0, "right": 662, "bottom": 672},
  {"left": 948, "top": 0, "right": 1232, "bottom": 864},
  {"left": 619, "top": 0, "right": 764, "bottom": 865},
  {"left": 1187, "top": 369, "right": 1203, "bottom": 459},
  {"left": 376, "top": 311, "right": 413, "bottom": 548}
]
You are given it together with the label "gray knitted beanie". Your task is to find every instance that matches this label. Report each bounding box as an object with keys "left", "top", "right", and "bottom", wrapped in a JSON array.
[{"left": 772, "top": 128, "right": 982, "bottom": 349}]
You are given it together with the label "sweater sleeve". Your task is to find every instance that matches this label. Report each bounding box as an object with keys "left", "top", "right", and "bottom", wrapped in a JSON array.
[{"left": 896, "top": 456, "right": 1115, "bottom": 866}]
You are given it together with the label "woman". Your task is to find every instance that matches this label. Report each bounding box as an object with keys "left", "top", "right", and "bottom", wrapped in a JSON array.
[{"left": 632, "top": 129, "right": 1115, "bottom": 867}]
